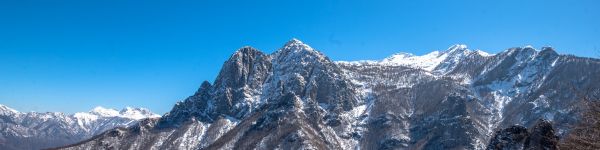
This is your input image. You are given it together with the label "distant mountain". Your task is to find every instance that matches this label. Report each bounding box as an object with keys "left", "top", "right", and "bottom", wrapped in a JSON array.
[
  {"left": 58, "top": 39, "right": 600, "bottom": 149},
  {"left": 0, "top": 104, "right": 159, "bottom": 150}
]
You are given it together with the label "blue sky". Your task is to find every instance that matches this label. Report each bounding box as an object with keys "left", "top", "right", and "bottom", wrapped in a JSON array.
[{"left": 1, "top": 0, "right": 599, "bottom": 114}]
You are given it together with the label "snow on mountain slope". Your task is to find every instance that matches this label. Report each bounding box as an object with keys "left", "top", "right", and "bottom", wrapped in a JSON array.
[
  {"left": 118, "top": 107, "right": 161, "bottom": 119},
  {"left": 339, "top": 44, "right": 491, "bottom": 74},
  {"left": 380, "top": 51, "right": 446, "bottom": 71},
  {"left": 0, "top": 104, "right": 159, "bottom": 150},
  {"left": 0, "top": 104, "right": 18, "bottom": 115},
  {"left": 59, "top": 39, "right": 600, "bottom": 150}
]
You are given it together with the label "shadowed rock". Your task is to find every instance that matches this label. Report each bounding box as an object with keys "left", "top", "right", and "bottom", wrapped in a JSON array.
[{"left": 487, "top": 119, "right": 558, "bottom": 150}]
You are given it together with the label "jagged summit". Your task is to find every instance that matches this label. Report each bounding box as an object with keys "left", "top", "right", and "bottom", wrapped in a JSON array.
[
  {"left": 233, "top": 46, "right": 262, "bottom": 55},
  {"left": 497, "top": 45, "right": 559, "bottom": 61},
  {"left": 272, "top": 38, "right": 329, "bottom": 67},
  {"left": 275, "top": 38, "right": 319, "bottom": 56},
  {"left": 158, "top": 41, "right": 273, "bottom": 126},
  {"left": 194, "top": 80, "right": 212, "bottom": 95},
  {"left": 339, "top": 44, "right": 563, "bottom": 74},
  {"left": 226, "top": 47, "right": 267, "bottom": 68},
  {"left": 282, "top": 38, "right": 312, "bottom": 50},
  {"left": 217, "top": 45, "right": 270, "bottom": 86}
]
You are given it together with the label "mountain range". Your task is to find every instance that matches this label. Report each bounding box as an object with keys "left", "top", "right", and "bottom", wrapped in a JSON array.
[
  {"left": 0, "top": 104, "right": 159, "bottom": 150},
  {"left": 7, "top": 39, "right": 600, "bottom": 149}
]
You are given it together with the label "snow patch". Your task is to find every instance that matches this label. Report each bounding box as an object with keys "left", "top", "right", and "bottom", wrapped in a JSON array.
[
  {"left": 90, "top": 106, "right": 120, "bottom": 117},
  {"left": 380, "top": 51, "right": 447, "bottom": 71}
]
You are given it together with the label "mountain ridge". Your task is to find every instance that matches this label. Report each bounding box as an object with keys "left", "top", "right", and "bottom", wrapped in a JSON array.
[
  {"left": 57, "top": 39, "right": 600, "bottom": 149},
  {"left": 0, "top": 104, "right": 159, "bottom": 150}
]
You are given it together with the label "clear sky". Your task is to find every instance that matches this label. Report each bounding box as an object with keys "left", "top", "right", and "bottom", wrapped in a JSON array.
[{"left": 1, "top": 0, "right": 599, "bottom": 114}]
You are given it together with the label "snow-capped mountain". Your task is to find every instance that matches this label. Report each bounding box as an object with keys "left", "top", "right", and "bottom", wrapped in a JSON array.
[
  {"left": 58, "top": 39, "right": 600, "bottom": 150},
  {"left": 0, "top": 104, "right": 159, "bottom": 150}
]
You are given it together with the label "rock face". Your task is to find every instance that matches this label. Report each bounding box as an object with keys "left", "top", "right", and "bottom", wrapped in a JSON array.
[
  {"left": 487, "top": 125, "right": 529, "bottom": 150},
  {"left": 524, "top": 120, "right": 559, "bottom": 150},
  {"left": 0, "top": 105, "right": 159, "bottom": 150},
  {"left": 58, "top": 39, "right": 600, "bottom": 149},
  {"left": 487, "top": 119, "right": 559, "bottom": 150}
]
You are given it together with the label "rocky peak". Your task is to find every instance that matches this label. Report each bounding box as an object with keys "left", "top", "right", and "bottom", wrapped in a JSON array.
[
  {"left": 281, "top": 38, "right": 314, "bottom": 52},
  {"left": 538, "top": 47, "right": 559, "bottom": 59},
  {"left": 264, "top": 39, "right": 358, "bottom": 112},
  {"left": 432, "top": 44, "right": 476, "bottom": 74},
  {"left": 504, "top": 46, "right": 537, "bottom": 58},
  {"left": 209, "top": 46, "right": 273, "bottom": 118},
  {"left": 231, "top": 46, "right": 265, "bottom": 60},
  {"left": 486, "top": 46, "right": 538, "bottom": 69},
  {"left": 214, "top": 46, "right": 271, "bottom": 89},
  {"left": 194, "top": 81, "right": 212, "bottom": 95},
  {"left": 504, "top": 46, "right": 559, "bottom": 67},
  {"left": 272, "top": 38, "right": 329, "bottom": 66}
]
